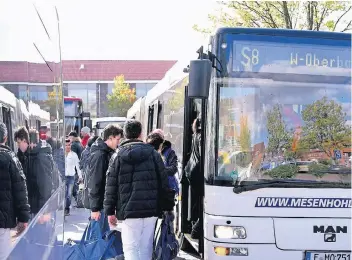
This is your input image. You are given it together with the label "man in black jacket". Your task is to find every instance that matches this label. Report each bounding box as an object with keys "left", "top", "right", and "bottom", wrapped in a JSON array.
[
  {"left": 104, "top": 120, "right": 169, "bottom": 260},
  {"left": 88, "top": 125, "right": 123, "bottom": 220},
  {"left": 14, "top": 127, "right": 54, "bottom": 216},
  {"left": 0, "top": 123, "right": 30, "bottom": 260}
]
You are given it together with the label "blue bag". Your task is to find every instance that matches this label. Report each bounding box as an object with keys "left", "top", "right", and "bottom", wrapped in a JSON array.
[
  {"left": 64, "top": 218, "right": 118, "bottom": 260},
  {"left": 153, "top": 212, "right": 179, "bottom": 260},
  {"left": 163, "top": 148, "right": 179, "bottom": 194}
]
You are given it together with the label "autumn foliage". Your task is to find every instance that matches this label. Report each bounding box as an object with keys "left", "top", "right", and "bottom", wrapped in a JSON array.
[{"left": 107, "top": 75, "right": 136, "bottom": 117}]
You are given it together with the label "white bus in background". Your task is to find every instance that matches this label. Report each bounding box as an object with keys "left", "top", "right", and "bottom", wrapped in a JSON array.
[
  {"left": 28, "top": 101, "right": 50, "bottom": 130},
  {"left": 93, "top": 117, "right": 126, "bottom": 137}
]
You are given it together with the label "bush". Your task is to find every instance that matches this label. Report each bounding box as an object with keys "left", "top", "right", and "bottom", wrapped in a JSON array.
[
  {"left": 264, "top": 164, "right": 299, "bottom": 179},
  {"left": 319, "top": 159, "right": 333, "bottom": 166},
  {"left": 309, "top": 163, "right": 330, "bottom": 177}
]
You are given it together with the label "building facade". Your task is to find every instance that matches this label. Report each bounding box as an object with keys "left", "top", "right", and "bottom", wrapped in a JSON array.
[{"left": 0, "top": 60, "right": 176, "bottom": 119}]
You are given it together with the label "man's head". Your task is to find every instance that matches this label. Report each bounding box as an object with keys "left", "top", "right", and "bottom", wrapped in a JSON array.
[
  {"left": 0, "top": 122, "right": 8, "bottom": 145},
  {"left": 68, "top": 131, "right": 78, "bottom": 142},
  {"left": 14, "top": 126, "right": 29, "bottom": 152},
  {"left": 146, "top": 132, "right": 164, "bottom": 152},
  {"left": 124, "top": 120, "right": 142, "bottom": 140},
  {"left": 81, "top": 126, "right": 90, "bottom": 137},
  {"left": 103, "top": 124, "right": 123, "bottom": 150},
  {"left": 65, "top": 138, "right": 71, "bottom": 153},
  {"left": 152, "top": 129, "right": 164, "bottom": 139}
]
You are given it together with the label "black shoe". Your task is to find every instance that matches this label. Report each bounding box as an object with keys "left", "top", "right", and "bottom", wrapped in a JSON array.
[{"left": 64, "top": 208, "right": 70, "bottom": 216}]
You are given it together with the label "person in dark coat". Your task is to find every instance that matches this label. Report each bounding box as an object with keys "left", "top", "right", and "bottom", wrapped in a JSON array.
[
  {"left": 79, "top": 135, "right": 99, "bottom": 178},
  {"left": 47, "top": 137, "right": 65, "bottom": 189},
  {"left": 147, "top": 132, "right": 179, "bottom": 193},
  {"left": 88, "top": 125, "right": 123, "bottom": 219},
  {"left": 104, "top": 120, "right": 170, "bottom": 260},
  {"left": 0, "top": 123, "right": 30, "bottom": 260},
  {"left": 184, "top": 118, "right": 202, "bottom": 239},
  {"left": 14, "top": 127, "right": 54, "bottom": 216}
]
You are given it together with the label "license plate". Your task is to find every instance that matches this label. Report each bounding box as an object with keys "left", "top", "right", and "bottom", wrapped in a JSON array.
[{"left": 306, "top": 252, "right": 351, "bottom": 260}]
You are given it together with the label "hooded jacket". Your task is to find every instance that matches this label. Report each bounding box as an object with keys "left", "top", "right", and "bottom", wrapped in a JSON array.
[
  {"left": 87, "top": 138, "right": 115, "bottom": 212},
  {"left": 161, "top": 140, "right": 178, "bottom": 177},
  {"left": 104, "top": 139, "right": 169, "bottom": 220},
  {"left": 0, "top": 145, "right": 30, "bottom": 228},
  {"left": 17, "top": 140, "right": 54, "bottom": 214}
]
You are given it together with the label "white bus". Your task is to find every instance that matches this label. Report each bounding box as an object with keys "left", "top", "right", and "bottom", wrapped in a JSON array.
[
  {"left": 128, "top": 28, "right": 351, "bottom": 259},
  {"left": 93, "top": 116, "right": 127, "bottom": 137}
]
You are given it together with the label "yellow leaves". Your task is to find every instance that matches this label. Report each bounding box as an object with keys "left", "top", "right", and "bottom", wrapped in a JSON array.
[
  {"left": 107, "top": 75, "right": 137, "bottom": 116},
  {"left": 234, "top": 114, "right": 251, "bottom": 152}
]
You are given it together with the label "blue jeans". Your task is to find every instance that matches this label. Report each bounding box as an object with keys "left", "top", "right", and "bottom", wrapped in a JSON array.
[{"left": 65, "top": 176, "right": 75, "bottom": 210}]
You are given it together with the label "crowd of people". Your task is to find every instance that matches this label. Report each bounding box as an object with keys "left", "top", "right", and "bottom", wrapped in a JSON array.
[
  {"left": 62, "top": 120, "right": 179, "bottom": 259},
  {"left": 0, "top": 117, "right": 202, "bottom": 260}
]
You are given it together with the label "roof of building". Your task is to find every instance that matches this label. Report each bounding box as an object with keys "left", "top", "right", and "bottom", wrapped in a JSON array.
[{"left": 0, "top": 60, "right": 177, "bottom": 83}]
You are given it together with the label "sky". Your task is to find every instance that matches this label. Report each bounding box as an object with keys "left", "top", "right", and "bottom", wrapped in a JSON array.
[{"left": 0, "top": 0, "right": 217, "bottom": 62}]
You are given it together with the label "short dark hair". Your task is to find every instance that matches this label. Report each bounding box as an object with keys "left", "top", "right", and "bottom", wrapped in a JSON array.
[
  {"left": 68, "top": 131, "right": 78, "bottom": 138},
  {"left": 124, "top": 120, "right": 142, "bottom": 139},
  {"left": 0, "top": 122, "right": 8, "bottom": 143},
  {"left": 146, "top": 132, "right": 164, "bottom": 151},
  {"left": 14, "top": 126, "right": 29, "bottom": 143},
  {"left": 88, "top": 135, "right": 99, "bottom": 147},
  {"left": 102, "top": 124, "right": 123, "bottom": 141}
]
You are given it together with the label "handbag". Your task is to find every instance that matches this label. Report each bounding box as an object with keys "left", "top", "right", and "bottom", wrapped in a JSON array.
[{"left": 64, "top": 219, "right": 118, "bottom": 260}]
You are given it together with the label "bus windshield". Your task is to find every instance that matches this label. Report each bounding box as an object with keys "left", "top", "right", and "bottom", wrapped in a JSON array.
[{"left": 216, "top": 33, "right": 351, "bottom": 186}]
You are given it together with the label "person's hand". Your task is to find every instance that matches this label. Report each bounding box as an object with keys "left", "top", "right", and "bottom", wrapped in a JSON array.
[
  {"left": 91, "top": 211, "right": 101, "bottom": 221},
  {"left": 16, "top": 222, "right": 28, "bottom": 235},
  {"left": 108, "top": 215, "right": 118, "bottom": 227}
]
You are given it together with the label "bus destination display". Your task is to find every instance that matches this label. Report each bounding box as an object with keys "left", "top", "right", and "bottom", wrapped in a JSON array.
[{"left": 232, "top": 41, "right": 351, "bottom": 75}]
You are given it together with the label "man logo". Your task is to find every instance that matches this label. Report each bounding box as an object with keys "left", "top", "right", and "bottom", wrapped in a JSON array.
[
  {"left": 313, "top": 225, "right": 347, "bottom": 243},
  {"left": 324, "top": 233, "right": 336, "bottom": 242}
]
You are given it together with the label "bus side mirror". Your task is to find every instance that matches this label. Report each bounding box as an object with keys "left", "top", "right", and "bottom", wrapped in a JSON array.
[
  {"left": 84, "top": 119, "right": 92, "bottom": 129},
  {"left": 188, "top": 59, "right": 211, "bottom": 99}
]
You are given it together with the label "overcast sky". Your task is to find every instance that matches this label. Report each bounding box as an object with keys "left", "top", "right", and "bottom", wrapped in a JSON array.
[{"left": 0, "top": 0, "right": 216, "bottom": 61}]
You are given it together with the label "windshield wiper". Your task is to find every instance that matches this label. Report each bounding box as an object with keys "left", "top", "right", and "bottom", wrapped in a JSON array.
[{"left": 233, "top": 179, "right": 351, "bottom": 194}]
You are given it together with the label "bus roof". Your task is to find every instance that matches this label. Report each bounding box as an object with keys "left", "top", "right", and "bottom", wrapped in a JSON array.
[
  {"left": 0, "top": 85, "right": 17, "bottom": 107},
  {"left": 214, "top": 27, "right": 351, "bottom": 40},
  {"left": 145, "top": 60, "right": 190, "bottom": 106}
]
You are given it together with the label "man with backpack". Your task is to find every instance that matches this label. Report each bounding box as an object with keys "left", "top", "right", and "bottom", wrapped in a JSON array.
[
  {"left": 0, "top": 122, "right": 30, "bottom": 260},
  {"left": 104, "top": 120, "right": 173, "bottom": 260}
]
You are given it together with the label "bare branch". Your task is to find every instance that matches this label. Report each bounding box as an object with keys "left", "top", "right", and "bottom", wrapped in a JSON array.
[
  {"left": 238, "top": 1, "right": 276, "bottom": 28},
  {"left": 282, "top": 1, "right": 293, "bottom": 29},
  {"left": 333, "top": 5, "right": 352, "bottom": 31},
  {"left": 269, "top": 2, "right": 284, "bottom": 15},
  {"left": 265, "top": 2, "right": 279, "bottom": 28},
  {"left": 316, "top": 6, "right": 327, "bottom": 31},
  {"left": 341, "top": 20, "right": 352, "bottom": 32}
]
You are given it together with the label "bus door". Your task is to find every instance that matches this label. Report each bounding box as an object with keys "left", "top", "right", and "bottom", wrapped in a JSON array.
[
  {"left": 179, "top": 85, "right": 205, "bottom": 253},
  {"left": 147, "top": 100, "right": 162, "bottom": 134}
]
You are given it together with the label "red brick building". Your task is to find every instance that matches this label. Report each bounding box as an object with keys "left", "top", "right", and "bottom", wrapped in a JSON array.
[{"left": 0, "top": 60, "right": 176, "bottom": 118}]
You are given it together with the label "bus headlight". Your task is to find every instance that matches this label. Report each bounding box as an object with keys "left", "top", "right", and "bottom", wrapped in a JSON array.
[{"left": 214, "top": 225, "right": 247, "bottom": 239}]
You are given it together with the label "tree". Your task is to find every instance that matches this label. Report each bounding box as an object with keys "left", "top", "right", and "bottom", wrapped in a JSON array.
[
  {"left": 266, "top": 104, "right": 291, "bottom": 156},
  {"left": 301, "top": 96, "right": 350, "bottom": 159},
  {"left": 193, "top": 1, "right": 352, "bottom": 34},
  {"left": 234, "top": 115, "right": 251, "bottom": 151},
  {"left": 107, "top": 75, "right": 136, "bottom": 117}
]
